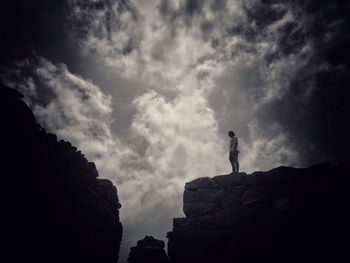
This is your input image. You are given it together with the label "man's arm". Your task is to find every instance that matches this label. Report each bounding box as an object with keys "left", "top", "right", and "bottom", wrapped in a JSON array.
[{"left": 233, "top": 137, "right": 238, "bottom": 152}]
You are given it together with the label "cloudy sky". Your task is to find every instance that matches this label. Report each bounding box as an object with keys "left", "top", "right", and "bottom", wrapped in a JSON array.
[{"left": 1, "top": 0, "right": 350, "bottom": 261}]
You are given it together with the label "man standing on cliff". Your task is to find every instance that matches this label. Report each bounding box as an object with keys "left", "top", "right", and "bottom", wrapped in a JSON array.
[{"left": 228, "top": 131, "right": 239, "bottom": 174}]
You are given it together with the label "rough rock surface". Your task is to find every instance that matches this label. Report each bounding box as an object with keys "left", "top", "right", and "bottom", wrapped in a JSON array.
[
  {"left": 168, "top": 164, "right": 350, "bottom": 263},
  {"left": 128, "top": 236, "right": 169, "bottom": 263},
  {"left": 1, "top": 84, "right": 123, "bottom": 263}
]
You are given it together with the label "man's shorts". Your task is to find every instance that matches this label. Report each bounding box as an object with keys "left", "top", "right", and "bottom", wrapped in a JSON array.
[{"left": 229, "top": 151, "right": 238, "bottom": 162}]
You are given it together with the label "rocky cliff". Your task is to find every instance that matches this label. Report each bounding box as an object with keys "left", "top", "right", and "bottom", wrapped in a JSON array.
[
  {"left": 128, "top": 236, "right": 169, "bottom": 263},
  {"left": 1, "top": 84, "right": 123, "bottom": 263},
  {"left": 167, "top": 164, "right": 350, "bottom": 263}
]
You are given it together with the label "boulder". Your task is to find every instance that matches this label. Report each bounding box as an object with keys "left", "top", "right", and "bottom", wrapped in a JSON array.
[
  {"left": 196, "top": 188, "right": 224, "bottom": 203},
  {"left": 137, "top": 236, "right": 165, "bottom": 249},
  {"left": 183, "top": 189, "right": 196, "bottom": 203},
  {"left": 198, "top": 215, "right": 216, "bottom": 225},
  {"left": 128, "top": 236, "right": 169, "bottom": 263},
  {"left": 230, "top": 186, "right": 246, "bottom": 197},
  {"left": 212, "top": 173, "right": 245, "bottom": 186},
  {"left": 241, "top": 186, "right": 266, "bottom": 205},
  {"left": 173, "top": 218, "right": 188, "bottom": 228},
  {"left": 168, "top": 163, "right": 350, "bottom": 263},
  {"left": 215, "top": 210, "right": 237, "bottom": 228},
  {"left": 185, "top": 177, "right": 212, "bottom": 190},
  {"left": 221, "top": 198, "right": 240, "bottom": 209},
  {"left": 184, "top": 202, "right": 217, "bottom": 217},
  {"left": 1, "top": 86, "right": 123, "bottom": 263}
]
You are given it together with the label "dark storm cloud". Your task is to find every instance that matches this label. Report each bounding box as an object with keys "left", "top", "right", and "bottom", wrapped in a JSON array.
[
  {"left": 0, "top": 0, "right": 77, "bottom": 66},
  {"left": 200, "top": 20, "right": 215, "bottom": 41},
  {"left": 210, "top": 0, "right": 227, "bottom": 12},
  {"left": 246, "top": 0, "right": 350, "bottom": 63},
  {"left": 158, "top": 0, "right": 205, "bottom": 28},
  {"left": 243, "top": 0, "right": 286, "bottom": 31},
  {"left": 155, "top": 0, "right": 350, "bottom": 165},
  {"left": 0, "top": 0, "right": 140, "bottom": 71},
  {"left": 183, "top": 0, "right": 205, "bottom": 16},
  {"left": 68, "top": 0, "right": 140, "bottom": 39},
  {"left": 261, "top": 0, "right": 350, "bottom": 164},
  {"left": 1, "top": 0, "right": 145, "bottom": 138}
]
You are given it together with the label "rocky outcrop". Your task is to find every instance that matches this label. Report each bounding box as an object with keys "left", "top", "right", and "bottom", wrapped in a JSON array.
[
  {"left": 168, "top": 164, "right": 350, "bottom": 263},
  {"left": 128, "top": 236, "right": 169, "bottom": 263},
  {"left": 1, "top": 84, "right": 122, "bottom": 263}
]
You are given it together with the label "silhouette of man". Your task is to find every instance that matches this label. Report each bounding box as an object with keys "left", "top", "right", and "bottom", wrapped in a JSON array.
[{"left": 228, "top": 131, "right": 239, "bottom": 174}]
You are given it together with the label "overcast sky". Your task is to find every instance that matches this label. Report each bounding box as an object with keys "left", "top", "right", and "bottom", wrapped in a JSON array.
[{"left": 1, "top": 0, "right": 350, "bottom": 261}]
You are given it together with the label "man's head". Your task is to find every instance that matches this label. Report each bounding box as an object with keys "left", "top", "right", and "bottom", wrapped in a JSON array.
[{"left": 228, "top": 131, "right": 235, "bottom": 138}]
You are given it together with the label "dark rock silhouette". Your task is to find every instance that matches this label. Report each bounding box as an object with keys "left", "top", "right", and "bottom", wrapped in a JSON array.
[
  {"left": 168, "top": 164, "right": 350, "bottom": 263},
  {"left": 128, "top": 236, "right": 169, "bottom": 263},
  {"left": 1, "top": 84, "right": 122, "bottom": 263}
]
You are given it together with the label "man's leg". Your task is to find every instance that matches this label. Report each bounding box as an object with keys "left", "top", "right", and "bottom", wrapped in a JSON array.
[
  {"left": 235, "top": 161, "right": 239, "bottom": 173},
  {"left": 233, "top": 153, "right": 239, "bottom": 174},
  {"left": 229, "top": 153, "right": 234, "bottom": 173}
]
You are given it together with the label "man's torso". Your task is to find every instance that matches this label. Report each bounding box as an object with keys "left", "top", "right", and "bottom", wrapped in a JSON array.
[{"left": 230, "top": 137, "right": 238, "bottom": 152}]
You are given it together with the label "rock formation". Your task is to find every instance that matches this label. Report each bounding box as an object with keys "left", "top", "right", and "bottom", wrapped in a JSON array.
[
  {"left": 128, "top": 236, "right": 169, "bottom": 263},
  {"left": 167, "top": 164, "right": 350, "bottom": 263},
  {"left": 1, "top": 84, "right": 123, "bottom": 263}
]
